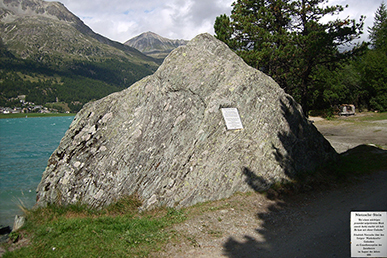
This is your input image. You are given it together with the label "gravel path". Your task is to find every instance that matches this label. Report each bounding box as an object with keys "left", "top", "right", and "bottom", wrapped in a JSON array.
[
  {"left": 312, "top": 115, "right": 387, "bottom": 153},
  {"left": 154, "top": 115, "right": 387, "bottom": 258}
]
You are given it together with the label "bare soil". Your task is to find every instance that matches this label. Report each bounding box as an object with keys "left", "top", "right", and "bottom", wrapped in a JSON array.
[
  {"left": 311, "top": 113, "right": 387, "bottom": 153},
  {"left": 153, "top": 113, "right": 387, "bottom": 258}
]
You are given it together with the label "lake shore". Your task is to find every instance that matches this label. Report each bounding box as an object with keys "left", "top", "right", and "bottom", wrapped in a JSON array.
[
  {"left": 0, "top": 116, "right": 75, "bottom": 229},
  {"left": 0, "top": 113, "right": 76, "bottom": 119}
]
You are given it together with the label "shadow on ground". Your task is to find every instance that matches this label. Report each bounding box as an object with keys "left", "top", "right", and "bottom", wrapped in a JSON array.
[
  {"left": 221, "top": 98, "right": 387, "bottom": 258},
  {"left": 223, "top": 145, "right": 387, "bottom": 258}
]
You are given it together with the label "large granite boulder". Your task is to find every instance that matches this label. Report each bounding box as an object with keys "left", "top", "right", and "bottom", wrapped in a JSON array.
[{"left": 36, "top": 33, "right": 337, "bottom": 209}]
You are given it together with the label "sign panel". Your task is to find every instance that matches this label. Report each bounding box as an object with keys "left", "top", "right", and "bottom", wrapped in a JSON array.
[
  {"left": 351, "top": 211, "right": 387, "bottom": 257},
  {"left": 221, "top": 108, "right": 243, "bottom": 130}
]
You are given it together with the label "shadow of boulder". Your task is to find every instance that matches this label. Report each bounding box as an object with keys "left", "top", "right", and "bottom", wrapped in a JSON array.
[{"left": 223, "top": 145, "right": 387, "bottom": 258}]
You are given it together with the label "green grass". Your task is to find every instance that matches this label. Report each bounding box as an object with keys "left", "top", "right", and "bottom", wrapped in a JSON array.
[
  {"left": 330, "top": 145, "right": 387, "bottom": 180},
  {"left": 267, "top": 144, "right": 387, "bottom": 196},
  {"left": 332, "top": 111, "right": 387, "bottom": 122},
  {"left": 322, "top": 145, "right": 386, "bottom": 183},
  {"left": 356, "top": 112, "right": 387, "bottom": 121},
  {"left": 2, "top": 196, "right": 186, "bottom": 258},
  {"left": 0, "top": 113, "right": 76, "bottom": 119}
]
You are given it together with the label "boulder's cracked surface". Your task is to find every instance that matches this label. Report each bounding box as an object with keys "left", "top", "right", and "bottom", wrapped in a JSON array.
[{"left": 36, "top": 33, "right": 337, "bottom": 209}]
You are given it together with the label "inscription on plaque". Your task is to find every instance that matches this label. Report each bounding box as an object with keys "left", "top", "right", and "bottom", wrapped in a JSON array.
[
  {"left": 351, "top": 211, "right": 387, "bottom": 257},
  {"left": 221, "top": 108, "right": 243, "bottom": 130}
]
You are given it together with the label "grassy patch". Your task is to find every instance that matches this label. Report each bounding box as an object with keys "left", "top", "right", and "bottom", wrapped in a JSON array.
[
  {"left": 323, "top": 145, "right": 385, "bottom": 181},
  {"left": 354, "top": 112, "right": 387, "bottom": 121},
  {"left": 309, "top": 108, "right": 336, "bottom": 119},
  {"left": 331, "top": 111, "right": 387, "bottom": 122},
  {"left": 265, "top": 144, "right": 387, "bottom": 197},
  {"left": 329, "top": 145, "right": 387, "bottom": 180},
  {"left": 44, "top": 102, "right": 71, "bottom": 113},
  {"left": 2, "top": 196, "right": 186, "bottom": 258},
  {"left": 16, "top": 72, "right": 62, "bottom": 84}
]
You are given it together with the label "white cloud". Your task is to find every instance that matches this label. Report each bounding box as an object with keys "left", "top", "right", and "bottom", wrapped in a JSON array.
[
  {"left": 325, "top": 0, "right": 383, "bottom": 42},
  {"left": 48, "top": 0, "right": 234, "bottom": 42},
  {"left": 48, "top": 0, "right": 380, "bottom": 43}
]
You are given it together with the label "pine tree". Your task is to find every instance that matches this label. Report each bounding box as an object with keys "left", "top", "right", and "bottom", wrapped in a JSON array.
[
  {"left": 214, "top": 14, "right": 235, "bottom": 48},
  {"left": 359, "top": 2, "right": 387, "bottom": 111},
  {"left": 368, "top": 2, "right": 387, "bottom": 51},
  {"left": 215, "top": 0, "right": 365, "bottom": 115}
]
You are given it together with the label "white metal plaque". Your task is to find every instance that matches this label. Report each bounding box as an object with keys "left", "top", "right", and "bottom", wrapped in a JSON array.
[
  {"left": 221, "top": 108, "right": 243, "bottom": 130},
  {"left": 351, "top": 211, "right": 387, "bottom": 257}
]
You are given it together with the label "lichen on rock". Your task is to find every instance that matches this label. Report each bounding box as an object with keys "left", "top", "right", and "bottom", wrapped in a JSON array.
[{"left": 36, "top": 33, "right": 337, "bottom": 209}]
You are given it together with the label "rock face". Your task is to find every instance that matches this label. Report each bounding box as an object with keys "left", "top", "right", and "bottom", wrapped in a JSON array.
[{"left": 36, "top": 33, "right": 337, "bottom": 209}]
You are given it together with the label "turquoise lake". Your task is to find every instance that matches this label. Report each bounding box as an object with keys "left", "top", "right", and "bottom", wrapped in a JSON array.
[{"left": 0, "top": 116, "right": 74, "bottom": 228}]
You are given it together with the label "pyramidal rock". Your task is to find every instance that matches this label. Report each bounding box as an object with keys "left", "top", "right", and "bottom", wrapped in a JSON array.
[{"left": 36, "top": 33, "right": 337, "bottom": 209}]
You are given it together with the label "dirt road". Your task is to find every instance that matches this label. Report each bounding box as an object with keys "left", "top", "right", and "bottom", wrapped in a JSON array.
[
  {"left": 312, "top": 114, "right": 387, "bottom": 153},
  {"left": 155, "top": 114, "right": 387, "bottom": 258},
  {"left": 222, "top": 170, "right": 387, "bottom": 258}
]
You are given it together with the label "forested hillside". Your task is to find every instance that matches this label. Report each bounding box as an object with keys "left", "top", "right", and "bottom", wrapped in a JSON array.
[
  {"left": 0, "top": 0, "right": 158, "bottom": 113},
  {"left": 0, "top": 51, "right": 156, "bottom": 112}
]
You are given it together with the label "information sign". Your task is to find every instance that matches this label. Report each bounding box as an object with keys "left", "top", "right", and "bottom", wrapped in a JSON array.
[
  {"left": 351, "top": 211, "right": 387, "bottom": 257},
  {"left": 221, "top": 108, "right": 243, "bottom": 130}
]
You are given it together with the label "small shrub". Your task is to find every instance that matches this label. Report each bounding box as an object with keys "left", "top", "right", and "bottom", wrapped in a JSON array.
[{"left": 8, "top": 232, "right": 20, "bottom": 243}]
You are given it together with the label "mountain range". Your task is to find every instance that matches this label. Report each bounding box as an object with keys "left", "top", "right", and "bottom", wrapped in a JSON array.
[
  {"left": 0, "top": 0, "right": 166, "bottom": 112},
  {"left": 125, "top": 31, "right": 188, "bottom": 61}
]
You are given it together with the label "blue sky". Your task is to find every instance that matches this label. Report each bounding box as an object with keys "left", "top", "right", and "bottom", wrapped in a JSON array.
[{"left": 48, "top": 0, "right": 383, "bottom": 43}]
